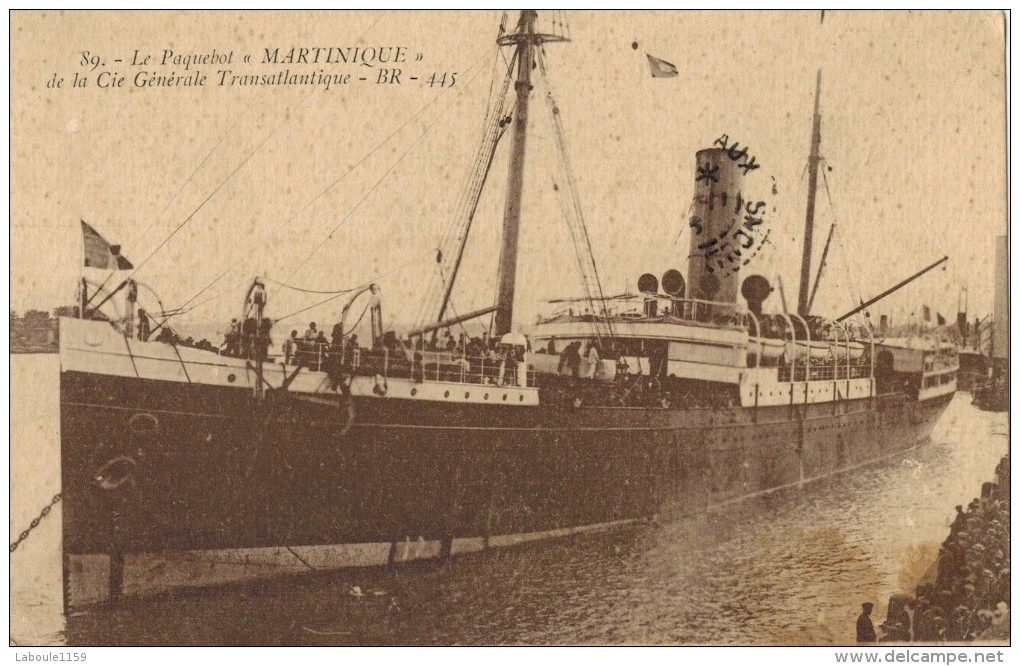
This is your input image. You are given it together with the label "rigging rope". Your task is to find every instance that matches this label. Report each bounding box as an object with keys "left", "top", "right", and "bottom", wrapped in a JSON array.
[
  {"left": 262, "top": 276, "right": 356, "bottom": 295},
  {"left": 88, "top": 117, "right": 249, "bottom": 305},
  {"left": 160, "top": 44, "right": 499, "bottom": 328},
  {"left": 126, "top": 11, "right": 390, "bottom": 274},
  {"left": 275, "top": 45, "right": 502, "bottom": 297},
  {"left": 134, "top": 116, "right": 243, "bottom": 252},
  {"left": 435, "top": 51, "right": 515, "bottom": 257},
  {"left": 272, "top": 247, "right": 440, "bottom": 326},
  {"left": 425, "top": 48, "right": 517, "bottom": 331},
  {"left": 536, "top": 48, "right": 614, "bottom": 344},
  {"left": 816, "top": 161, "right": 868, "bottom": 323},
  {"left": 125, "top": 100, "right": 302, "bottom": 281}
]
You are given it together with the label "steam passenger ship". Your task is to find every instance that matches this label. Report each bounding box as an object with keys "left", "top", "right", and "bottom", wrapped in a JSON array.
[{"left": 59, "top": 11, "right": 957, "bottom": 608}]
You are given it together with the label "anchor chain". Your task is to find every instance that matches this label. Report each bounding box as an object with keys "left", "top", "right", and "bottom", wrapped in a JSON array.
[{"left": 9, "top": 493, "right": 61, "bottom": 553}]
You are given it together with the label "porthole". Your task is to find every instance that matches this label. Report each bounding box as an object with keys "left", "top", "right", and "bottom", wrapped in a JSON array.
[
  {"left": 503, "top": 394, "right": 508, "bottom": 401},
  {"left": 484, "top": 393, "right": 489, "bottom": 400},
  {"left": 465, "top": 392, "right": 471, "bottom": 399},
  {"left": 227, "top": 373, "right": 237, "bottom": 383},
  {"left": 410, "top": 388, "right": 417, "bottom": 397},
  {"left": 444, "top": 390, "right": 450, "bottom": 398},
  {"left": 519, "top": 395, "right": 524, "bottom": 402}
]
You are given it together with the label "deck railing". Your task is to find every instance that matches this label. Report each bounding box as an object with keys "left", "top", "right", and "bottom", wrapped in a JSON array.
[
  {"left": 778, "top": 364, "right": 872, "bottom": 382},
  {"left": 279, "top": 341, "right": 536, "bottom": 388},
  {"left": 538, "top": 296, "right": 747, "bottom": 329}
]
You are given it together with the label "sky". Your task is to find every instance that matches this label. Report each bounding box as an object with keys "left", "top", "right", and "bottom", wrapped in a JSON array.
[{"left": 9, "top": 10, "right": 1007, "bottom": 341}]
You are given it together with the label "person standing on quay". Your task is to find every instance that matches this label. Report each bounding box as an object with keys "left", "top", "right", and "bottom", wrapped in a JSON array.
[{"left": 857, "top": 602, "right": 877, "bottom": 643}]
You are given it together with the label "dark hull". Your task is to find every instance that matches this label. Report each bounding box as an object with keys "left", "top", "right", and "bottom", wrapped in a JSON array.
[
  {"left": 972, "top": 383, "right": 1008, "bottom": 412},
  {"left": 61, "top": 370, "right": 953, "bottom": 556}
]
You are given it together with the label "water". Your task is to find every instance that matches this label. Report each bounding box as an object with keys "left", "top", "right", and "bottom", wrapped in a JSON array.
[{"left": 9, "top": 354, "right": 1008, "bottom": 645}]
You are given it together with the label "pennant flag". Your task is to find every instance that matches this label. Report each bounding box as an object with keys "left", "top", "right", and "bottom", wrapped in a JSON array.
[
  {"left": 81, "top": 220, "right": 133, "bottom": 270},
  {"left": 936, "top": 312, "right": 946, "bottom": 326},
  {"left": 646, "top": 54, "right": 679, "bottom": 78}
]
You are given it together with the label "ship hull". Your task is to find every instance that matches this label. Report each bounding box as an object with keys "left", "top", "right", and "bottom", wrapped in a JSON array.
[{"left": 61, "top": 368, "right": 953, "bottom": 560}]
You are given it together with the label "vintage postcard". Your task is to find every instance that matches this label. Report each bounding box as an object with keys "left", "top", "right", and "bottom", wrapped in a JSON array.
[{"left": 9, "top": 10, "right": 1009, "bottom": 653}]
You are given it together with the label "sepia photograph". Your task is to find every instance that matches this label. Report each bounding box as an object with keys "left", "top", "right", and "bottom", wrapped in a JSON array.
[{"left": 8, "top": 9, "right": 1010, "bottom": 653}]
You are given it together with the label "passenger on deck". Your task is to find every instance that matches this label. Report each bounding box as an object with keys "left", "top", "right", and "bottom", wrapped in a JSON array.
[
  {"left": 567, "top": 340, "right": 583, "bottom": 377},
  {"left": 241, "top": 317, "right": 258, "bottom": 358},
  {"left": 304, "top": 321, "right": 318, "bottom": 341},
  {"left": 587, "top": 343, "right": 601, "bottom": 379},
  {"left": 283, "top": 330, "right": 298, "bottom": 364},
  {"left": 546, "top": 336, "right": 557, "bottom": 355},
  {"left": 256, "top": 318, "right": 273, "bottom": 361},
  {"left": 222, "top": 318, "right": 240, "bottom": 357},
  {"left": 556, "top": 342, "right": 570, "bottom": 374},
  {"left": 314, "top": 331, "right": 328, "bottom": 369}
]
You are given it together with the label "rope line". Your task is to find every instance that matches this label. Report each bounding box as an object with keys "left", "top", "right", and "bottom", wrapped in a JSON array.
[
  {"left": 121, "top": 11, "right": 390, "bottom": 284},
  {"left": 276, "top": 45, "right": 500, "bottom": 294},
  {"left": 134, "top": 115, "right": 244, "bottom": 251},
  {"left": 126, "top": 103, "right": 299, "bottom": 279},
  {"left": 164, "top": 44, "right": 499, "bottom": 327},
  {"left": 262, "top": 276, "right": 356, "bottom": 295},
  {"left": 273, "top": 248, "right": 437, "bottom": 325}
]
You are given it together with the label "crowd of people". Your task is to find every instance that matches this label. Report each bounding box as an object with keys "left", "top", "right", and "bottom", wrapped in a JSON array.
[
  {"left": 219, "top": 316, "right": 277, "bottom": 361},
  {"left": 408, "top": 331, "right": 528, "bottom": 386},
  {"left": 277, "top": 322, "right": 355, "bottom": 370},
  {"left": 871, "top": 455, "right": 1010, "bottom": 642}
]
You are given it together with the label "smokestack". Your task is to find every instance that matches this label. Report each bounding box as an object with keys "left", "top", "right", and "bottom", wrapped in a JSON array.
[{"left": 687, "top": 148, "right": 742, "bottom": 307}]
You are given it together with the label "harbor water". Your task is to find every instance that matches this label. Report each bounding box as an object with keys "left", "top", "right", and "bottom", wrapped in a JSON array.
[{"left": 10, "top": 354, "right": 1008, "bottom": 645}]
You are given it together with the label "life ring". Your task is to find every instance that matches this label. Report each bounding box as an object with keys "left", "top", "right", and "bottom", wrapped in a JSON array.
[{"left": 94, "top": 455, "right": 136, "bottom": 490}]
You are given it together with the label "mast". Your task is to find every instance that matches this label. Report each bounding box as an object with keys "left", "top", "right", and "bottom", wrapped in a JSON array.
[
  {"left": 797, "top": 69, "right": 823, "bottom": 316},
  {"left": 493, "top": 10, "right": 539, "bottom": 337}
]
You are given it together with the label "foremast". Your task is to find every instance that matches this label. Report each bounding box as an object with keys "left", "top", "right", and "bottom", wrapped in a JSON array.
[{"left": 493, "top": 11, "right": 567, "bottom": 336}]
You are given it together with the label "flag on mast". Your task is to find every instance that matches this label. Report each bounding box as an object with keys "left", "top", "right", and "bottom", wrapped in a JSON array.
[
  {"left": 81, "top": 220, "right": 133, "bottom": 269},
  {"left": 646, "top": 54, "right": 679, "bottom": 78}
]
